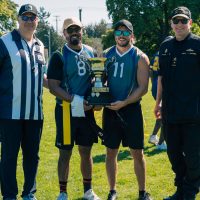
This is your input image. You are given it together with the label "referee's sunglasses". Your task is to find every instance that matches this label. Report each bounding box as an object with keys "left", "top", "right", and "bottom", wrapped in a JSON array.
[
  {"left": 172, "top": 18, "right": 189, "bottom": 25},
  {"left": 21, "top": 15, "right": 37, "bottom": 22},
  {"left": 114, "top": 30, "right": 131, "bottom": 37}
]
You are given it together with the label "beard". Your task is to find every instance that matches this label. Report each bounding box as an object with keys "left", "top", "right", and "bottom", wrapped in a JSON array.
[
  {"left": 69, "top": 35, "right": 80, "bottom": 45},
  {"left": 117, "top": 39, "right": 129, "bottom": 47}
]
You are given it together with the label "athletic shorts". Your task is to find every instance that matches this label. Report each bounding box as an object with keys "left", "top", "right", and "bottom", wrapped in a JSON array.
[
  {"left": 102, "top": 102, "right": 144, "bottom": 149},
  {"left": 55, "top": 104, "right": 98, "bottom": 150}
]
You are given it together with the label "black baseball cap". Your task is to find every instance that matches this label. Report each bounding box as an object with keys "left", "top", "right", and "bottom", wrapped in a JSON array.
[
  {"left": 114, "top": 19, "right": 133, "bottom": 32},
  {"left": 18, "top": 4, "right": 38, "bottom": 16},
  {"left": 171, "top": 6, "right": 191, "bottom": 19}
]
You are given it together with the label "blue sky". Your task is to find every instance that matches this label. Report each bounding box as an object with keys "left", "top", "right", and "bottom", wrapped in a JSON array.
[{"left": 14, "top": 0, "right": 112, "bottom": 33}]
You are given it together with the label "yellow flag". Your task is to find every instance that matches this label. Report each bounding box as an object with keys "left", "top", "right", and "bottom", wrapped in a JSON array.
[{"left": 62, "top": 101, "right": 71, "bottom": 144}]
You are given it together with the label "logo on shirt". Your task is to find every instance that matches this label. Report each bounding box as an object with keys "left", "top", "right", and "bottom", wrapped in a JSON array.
[
  {"left": 161, "top": 48, "right": 170, "bottom": 56},
  {"left": 184, "top": 48, "right": 197, "bottom": 55},
  {"left": 171, "top": 57, "right": 177, "bottom": 67}
]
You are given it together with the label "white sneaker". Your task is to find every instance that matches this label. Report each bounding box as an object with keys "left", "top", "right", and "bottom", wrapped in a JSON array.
[
  {"left": 148, "top": 134, "right": 159, "bottom": 145},
  {"left": 57, "top": 192, "right": 68, "bottom": 200},
  {"left": 156, "top": 142, "right": 167, "bottom": 150},
  {"left": 83, "top": 189, "right": 100, "bottom": 200}
]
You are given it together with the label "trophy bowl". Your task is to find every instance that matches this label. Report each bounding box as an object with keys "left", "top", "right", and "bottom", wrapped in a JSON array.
[{"left": 86, "top": 57, "right": 113, "bottom": 106}]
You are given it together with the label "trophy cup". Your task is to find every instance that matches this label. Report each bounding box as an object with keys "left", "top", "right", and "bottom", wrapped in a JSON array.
[{"left": 86, "top": 57, "right": 113, "bottom": 106}]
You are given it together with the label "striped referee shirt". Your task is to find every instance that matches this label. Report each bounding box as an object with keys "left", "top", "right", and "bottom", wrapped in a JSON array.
[{"left": 0, "top": 29, "right": 45, "bottom": 120}]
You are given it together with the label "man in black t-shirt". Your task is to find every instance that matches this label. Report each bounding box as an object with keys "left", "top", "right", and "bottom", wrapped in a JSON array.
[{"left": 47, "top": 17, "right": 100, "bottom": 200}]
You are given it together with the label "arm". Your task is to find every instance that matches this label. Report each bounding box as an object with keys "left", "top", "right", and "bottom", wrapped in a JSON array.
[
  {"left": 125, "top": 53, "right": 149, "bottom": 104},
  {"left": 154, "top": 76, "right": 162, "bottom": 119},
  {"left": 107, "top": 53, "right": 150, "bottom": 110},
  {"left": 47, "top": 51, "right": 73, "bottom": 102},
  {"left": 43, "top": 73, "right": 48, "bottom": 89},
  {"left": 48, "top": 79, "right": 73, "bottom": 102}
]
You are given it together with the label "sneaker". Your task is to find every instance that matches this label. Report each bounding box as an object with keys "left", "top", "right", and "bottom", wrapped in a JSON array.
[
  {"left": 83, "top": 189, "right": 100, "bottom": 200},
  {"left": 156, "top": 142, "right": 167, "bottom": 150},
  {"left": 57, "top": 192, "right": 68, "bottom": 200},
  {"left": 107, "top": 191, "right": 117, "bottom": 200},
  {"left": 138, "top": 192, "right": 152, "bottom": 200},
  {"left": 22, "top": 193, "right": 37, "bottom": 200},
  {"left": 148, "top": 135, "right": 159, "bottom": 145}
]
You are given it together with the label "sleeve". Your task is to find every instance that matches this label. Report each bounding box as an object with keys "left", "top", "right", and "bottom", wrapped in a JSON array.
[
  {"left": 158, "top": 46, "right": 164, "bottom": 76},
  {"left": 47, "top": 51, "right": 64, "bottom": 81}
]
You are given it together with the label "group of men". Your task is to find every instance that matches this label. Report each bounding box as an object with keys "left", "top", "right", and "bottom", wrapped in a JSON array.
[{"left": 0, "top": 3, "right": 199, "bottom": 200}]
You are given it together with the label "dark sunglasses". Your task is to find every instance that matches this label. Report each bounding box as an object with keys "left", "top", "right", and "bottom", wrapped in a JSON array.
[
  {"left": 114, "top": 30, "right": 131, "bottom": 37},
  {"left": 67, "top": 26, "right": 81, "bottom": 34},
  {"left": 172, "top": 18, "right": 189, "bottom": 25},
  {"left": 21, "top": 15, "right": 37, "bottom": 22}
]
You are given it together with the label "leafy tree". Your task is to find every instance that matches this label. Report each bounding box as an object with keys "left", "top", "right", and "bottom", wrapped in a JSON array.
[
  {"left": 85, "top": 19, "right": 107, "bottom": 38},
  {"left": 36, "top": 7, "right": 65, "bottom": 59},
  {"left": 0, "top": 0, "right": 17, "bottom": 35},
  {"left": 102, "top": 29, "right": 115, "bottom": 50},
  {"left": 106, "top": 0, "right": 200, "bottom": 56},
  {"left": 83, "top": 35, "right": 103, "bottom": 56}
]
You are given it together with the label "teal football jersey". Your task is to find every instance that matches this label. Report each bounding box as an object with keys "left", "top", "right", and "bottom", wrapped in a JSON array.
[{"left": 104, "top": 45, "right": 143, "bottom": 101}]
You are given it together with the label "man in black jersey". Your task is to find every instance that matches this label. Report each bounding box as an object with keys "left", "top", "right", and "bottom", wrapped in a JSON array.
[{"left": 155, "top": 6, "right": 200, "bottom": 200}]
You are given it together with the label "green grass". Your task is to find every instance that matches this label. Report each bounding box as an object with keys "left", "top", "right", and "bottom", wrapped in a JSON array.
[{"left": 13, "top": 88, "right": 200, "bottom": 200}]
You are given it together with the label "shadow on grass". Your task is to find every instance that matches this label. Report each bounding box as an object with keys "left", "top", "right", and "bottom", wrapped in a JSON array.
[
  {"left": 93, "top": 145, "right": 167, "bottom": 163},
  {"left": 144, "top": 145, "right": 167, "bottom": 157},
  {"left": 93, "top": 149, "right": 132, "bottom": 164}
]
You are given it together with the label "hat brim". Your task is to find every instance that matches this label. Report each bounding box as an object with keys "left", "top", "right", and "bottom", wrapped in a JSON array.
[
  {"left": 20, "top": 11, "right": 37, "bottom": 16},
  {"left": 172, "top": 14, "right": 190, "bottom": 19},
  {"left": 64, "top": 23, "right": 83, "bottom": 30},
  {"left": 114, "top": 24, "right": 133, "bottom": 32}
]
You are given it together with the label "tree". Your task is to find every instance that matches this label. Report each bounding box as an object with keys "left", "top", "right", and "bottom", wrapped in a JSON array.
[
  {"left": 106, "top": 0, "right": 200, "bottom": 56},
  {"left": 36, "top": 7, "right": 65, "bottom": 59},
  {"left": 102, "top": 29, "right": 115, "bottom": 50},
  {"left": 83, "top": 35, "right": 103, "bottom": 56},
  {"left": 0, "top": 0, "right": 17, "bottom": 35},
  {"left": 85, "top": 19, "right": 107, "bottom": 38}
]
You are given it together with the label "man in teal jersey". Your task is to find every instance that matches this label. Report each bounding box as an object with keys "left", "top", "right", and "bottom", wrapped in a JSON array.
[
  {"left": 103, "top": 19, "right": 152, "bottom": 200},
  {"left": 47, "top": 17, "right": 100, "bottom": 200}
]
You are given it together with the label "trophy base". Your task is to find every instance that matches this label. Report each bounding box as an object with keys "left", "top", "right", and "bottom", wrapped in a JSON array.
[{"left": 86, "top": 93, "right": 112, "bottom": 106}]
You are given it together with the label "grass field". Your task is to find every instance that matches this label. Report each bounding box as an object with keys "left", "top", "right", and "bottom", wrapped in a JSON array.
[{"left": 13, "top": 88, "right": 200, "bottom": 200}]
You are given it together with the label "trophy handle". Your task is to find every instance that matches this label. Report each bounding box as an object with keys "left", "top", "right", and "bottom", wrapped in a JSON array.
[{"left": 105, "top": 56, "right": 115, "bottom": 74}]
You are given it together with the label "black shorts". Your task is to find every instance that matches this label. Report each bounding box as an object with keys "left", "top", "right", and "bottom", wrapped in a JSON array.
[
  {"left": 102, "top": 102, "right": 144, "bottom": 149},
  {"left": 55, "top": 104, "right": 98, "bottom": 150}
]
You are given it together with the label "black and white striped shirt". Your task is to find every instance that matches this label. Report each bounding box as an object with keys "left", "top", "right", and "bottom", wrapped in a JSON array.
[{"left": 0, "top": 29, "right": 45, "bottom": 120}]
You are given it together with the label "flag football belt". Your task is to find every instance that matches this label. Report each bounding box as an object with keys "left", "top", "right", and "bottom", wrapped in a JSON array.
[{"left": 62, "top": 101, "right": 71, "bottom": 145}]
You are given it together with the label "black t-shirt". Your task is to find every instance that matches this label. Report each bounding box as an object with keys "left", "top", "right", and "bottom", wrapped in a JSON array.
[{"left": 47, "top": 51, "right": 63, "bottom": 81}]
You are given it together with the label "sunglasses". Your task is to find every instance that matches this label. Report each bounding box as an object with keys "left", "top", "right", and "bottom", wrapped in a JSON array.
[
  {"left": 67, "top": 26, "right": 81, "bottom": 34},
  {"left": 21, "top": 15, "right": 37, "bottom": 22},
  {"left": 114, "top": 30, "right": 131, "bottom": 37},
  {"left": 172, "top": 18, "right": 189, "bottom": 25}
]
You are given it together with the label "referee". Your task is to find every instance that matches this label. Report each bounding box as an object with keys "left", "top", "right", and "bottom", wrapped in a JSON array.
[{"left": 0, "top": 4, "right": 47, "bottom": 200}]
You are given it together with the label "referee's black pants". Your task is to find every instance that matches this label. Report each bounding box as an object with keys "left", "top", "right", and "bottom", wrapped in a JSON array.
[
  {"left": 0, "top": 119, "right": 43, "bottom": 199},
  {"left": 163, "top": 123, "right": 200, "bottom": 199}
]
